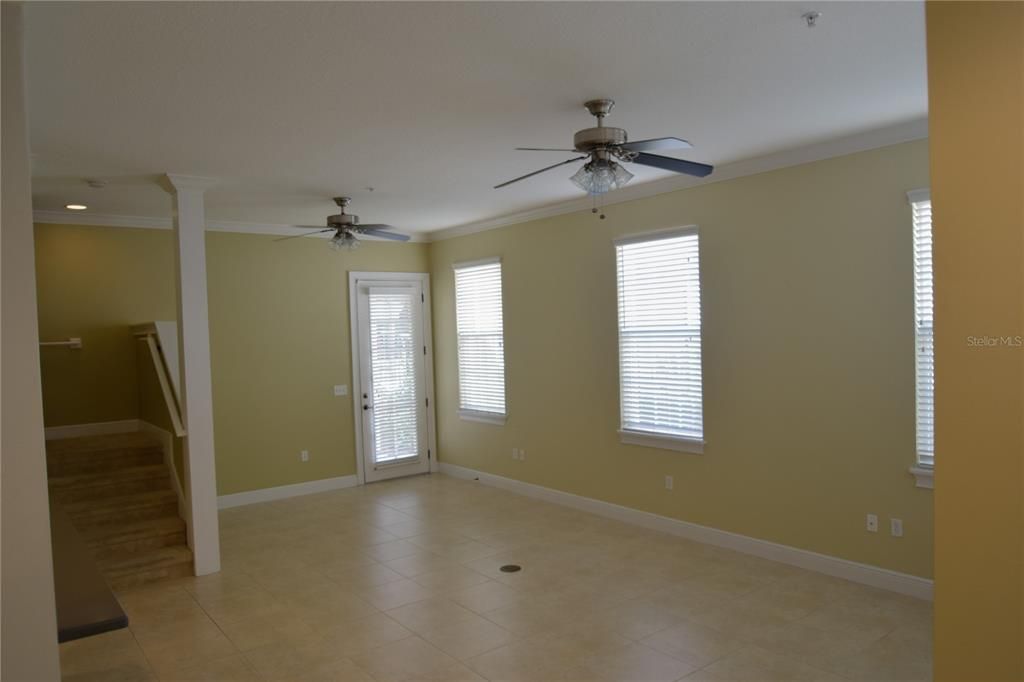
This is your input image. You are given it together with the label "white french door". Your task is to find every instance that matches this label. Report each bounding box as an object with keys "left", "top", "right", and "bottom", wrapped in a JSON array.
[{"left": 351, "top": 274, "right": 435, "bottom": 483}]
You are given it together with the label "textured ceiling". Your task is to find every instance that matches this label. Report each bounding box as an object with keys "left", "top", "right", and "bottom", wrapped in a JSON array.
[{"left": 24, "top": 2, "right": 927, "bottom": 234}]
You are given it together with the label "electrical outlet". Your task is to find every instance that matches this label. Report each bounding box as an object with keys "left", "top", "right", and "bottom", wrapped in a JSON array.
[
  {"left": 333, "top": 384, "right": 348, "bottom": 396},
  {"left": 890, "top": 518, "right": 904, "bottom": 537},
  {"left": 665, "top": 475, "right": 674, "bottom": 491},
  {"left": 519, "top": 449, "right": 526, "bottom": 461},
  {"left": 512, "top": 448, "right": 519, "bottom": 460},
  {"left": 300, "top": 450, "right": 310, "bottom": 462},
  {"left": 866, "top": 513, "right": 878, "bottom": 532}
]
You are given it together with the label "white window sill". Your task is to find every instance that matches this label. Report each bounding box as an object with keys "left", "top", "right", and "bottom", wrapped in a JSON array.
[
  {"left": 458, "top": 409, "right": 507, "bottom": 426},
  {"left": 909, "top": 466, "right": 934, "bottom": 489},
  {"left": 619, "top": 429, "right": 704, "bottom": 454}
]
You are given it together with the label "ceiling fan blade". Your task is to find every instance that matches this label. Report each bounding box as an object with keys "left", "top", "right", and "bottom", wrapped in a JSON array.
[
  {"left": 273, "top": 228, "right": 333, "bottom": 242},
  {"left": 359, "top": 228, "right": 411, "bottom": 242},
  {"left": 515, "top": 147, "right": 579, "bottom": 152},
  {"left": 619, "top": 137, "right": 693, "bottom": 153},
  {"left": 630, "top": 153, "right": 713, "bottom": 178},
  {"left": 495, "top": 156, "right": 588, "bottom": 189},
  {"left": 356, "top": 224, "right": 396, "bottom": 230}
]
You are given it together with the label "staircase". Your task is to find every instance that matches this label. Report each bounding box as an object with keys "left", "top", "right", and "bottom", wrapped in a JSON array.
[{"left": 47, "top": 432, "right": 193, "bottom": 591}]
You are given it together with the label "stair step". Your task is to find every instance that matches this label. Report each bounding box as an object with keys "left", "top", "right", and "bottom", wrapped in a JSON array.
[
  {"left": 47, "top": 448, "right": 163, "bottom": 477},
  {"left": 46, "top": 432, "right": 161, "bottom": 456},
  {"left": 86, "top": 516, "right": 187, "bottom": 556},
  {"left": 65, "top": 490, "right": 178, "bottom": 528},
  {"left": 49, "top": 465, "right": 171, "bottom": 503},
  {"left": 46, "top": 433, "right": 163, "bottom": 477},
  {"left": 104, "top": 546, "right": 194, "bottom": 591}
]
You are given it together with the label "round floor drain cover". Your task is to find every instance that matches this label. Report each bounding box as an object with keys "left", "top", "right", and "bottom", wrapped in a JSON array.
[{"left": 499, "top": 564, "right": 522, "bottom": 573}]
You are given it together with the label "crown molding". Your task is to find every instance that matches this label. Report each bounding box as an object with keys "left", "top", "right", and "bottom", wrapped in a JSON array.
[
  {"left": 163, "top": 174, "right": 219, "bottom": 193},
  {"left": 32, "top": 211, "right": 429, "bottom": 243},
  {"left": 33, "top": 118, "right": 926, "bottom": 245},
  {"left": 424, "top": 117, "right": 929, "bottom": 242}
]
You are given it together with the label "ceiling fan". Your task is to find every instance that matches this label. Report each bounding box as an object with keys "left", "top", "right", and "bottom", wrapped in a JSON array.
[
  {"left": 276, "top": 197, "right": 410, "bottom": 250},
  {"left": 495, "top": 99, "right": 713, "bottom": 195}
]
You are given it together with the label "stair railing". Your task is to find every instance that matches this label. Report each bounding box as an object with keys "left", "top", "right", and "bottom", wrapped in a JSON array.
[{"left": 133, "top": 322, "right": 186, "bottom": 437}]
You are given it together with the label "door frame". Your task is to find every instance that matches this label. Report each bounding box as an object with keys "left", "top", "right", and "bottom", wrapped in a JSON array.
[{"left": 348, "top": 271, "right": 438, "bottom": 485}]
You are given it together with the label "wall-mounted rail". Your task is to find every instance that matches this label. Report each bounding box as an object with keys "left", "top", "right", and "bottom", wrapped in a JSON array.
[
  {"left": 40, "top": 337, "right": 83, "bottom": 349},
  {"left": 133, "top": 323, "right": 186, "bottom": 437}
]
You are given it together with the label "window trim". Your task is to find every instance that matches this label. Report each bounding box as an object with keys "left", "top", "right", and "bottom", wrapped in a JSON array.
[
  {"left": 619, "top": 429, "right": 704, "bottom": 454},
  {"left": 614, "top": 225, "right": 705, "bottom": 454},
  {"left": 452, "top": 256, "right": 508, "bottom": 424},
  {"left": 908, "top": 188, "right": 934, "bottom": 488},
  {"left": 457, "top": 409, "right": 507, "bottom": 426}
]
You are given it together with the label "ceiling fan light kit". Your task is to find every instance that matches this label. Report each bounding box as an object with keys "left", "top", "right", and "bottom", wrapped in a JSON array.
[
  {"left": 276, "top": 195, "right": 411, "bottom": 250},
  {"left": 283, "top": 98, "right": 714, "bottom": 249},
  {"left": 570, "top": 157, "right": 634, "bottom": 195},
  {"left": 496, "top": 98, "right": 714, "bottom": 198}
]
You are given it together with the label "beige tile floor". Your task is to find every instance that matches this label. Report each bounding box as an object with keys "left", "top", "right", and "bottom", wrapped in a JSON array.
[{"left": 60, "top": 474, "right": 932, "bottom": 682}]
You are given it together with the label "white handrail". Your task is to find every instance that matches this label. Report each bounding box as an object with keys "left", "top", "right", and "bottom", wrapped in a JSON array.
[
  {"left": 40, "top": 337, "right": 82, "bottom": 349},
  {"left": 136, "top": 331, "right": 186, "bottom": 437}
]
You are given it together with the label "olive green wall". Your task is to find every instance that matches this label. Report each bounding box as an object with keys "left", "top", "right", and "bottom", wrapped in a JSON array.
[
  {"left": 34, "top": 140, "right": 933, "bottom": 577},
  {"left": 34, "top": 224, "right": 430, "bottom": 495},
  {"left": 205, "top": 232, "right": 429, "bottom": 494},
  {"left": 429, "top": 140, "right": 934, "bottom": 579},
  {"left": 34, "top": 224, "right": 177, "bottom": 426}
]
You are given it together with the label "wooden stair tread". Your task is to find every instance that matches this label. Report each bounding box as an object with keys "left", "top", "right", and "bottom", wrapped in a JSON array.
[
  {"left": 99, "top": 545, "right": 192, "bottom": 578},
  {"left": 49, "top": 464, "right": 169, "bottom": 491},
  {"left": 64, "top": 489, "right": 177, "bottom": 514},
  {"left": 46, "top": 432, "right": 162, "bottom": 455},
  {"left": 84, "top": 515, "right": 186, "bottom": 544}
]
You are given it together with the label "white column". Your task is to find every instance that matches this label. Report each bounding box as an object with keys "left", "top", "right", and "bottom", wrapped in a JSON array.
[
  {"left": 165, "top": 174, "right": 221, "bottom": 576},
  {"left": 1, "top": 4, "right": 62, "bottom": 678}
]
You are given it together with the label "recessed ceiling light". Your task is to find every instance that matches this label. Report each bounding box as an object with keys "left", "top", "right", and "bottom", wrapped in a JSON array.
[{"left": 64, "top": 204, "right": 88, "bottom": 211}]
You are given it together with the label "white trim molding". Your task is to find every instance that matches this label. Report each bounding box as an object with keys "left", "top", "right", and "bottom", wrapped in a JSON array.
[
  {"left": 33, "top": 119, "right": 926, "bottom": 246},
  {"left": 439, "top": 463, "right": 934, "bottom": 600},
  {"left": 32, "top": 210, "right": 430, "bottom": 243},
  {"left": 618, "top": 429, "right": 704, "bottom": 455},
  {"left": 348, "top": 271, "right": 439, "bottom": 483},
  {"left": 457, "top": 409, "right": 507, "bottom": 426},
  {"left": 429, "top": 118, "right": 929, "bottom": 242},
  {"left": 906, "top": 188, "right": 931, "bottom": 204},
  {"left": 909, "top": 466, "right": 934, "bottom": 490},
  {"left": 44, "top": 419, "right": 140, "bottom": 441},
  {"left": 218, "top": 475, "right": 359, "bottom": 509}
]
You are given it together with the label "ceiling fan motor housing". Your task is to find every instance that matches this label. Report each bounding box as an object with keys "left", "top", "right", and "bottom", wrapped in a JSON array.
[
  {"left": 574, "top": 126, "right": 627, "bottom": 153},
  {"left": 328, "top": 213, "right": 358, "bottom": 228}
]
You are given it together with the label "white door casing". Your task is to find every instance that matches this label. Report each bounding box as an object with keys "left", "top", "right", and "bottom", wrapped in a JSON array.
[{"left": 349, "top": 272, "right": 437, "bottom": 484}]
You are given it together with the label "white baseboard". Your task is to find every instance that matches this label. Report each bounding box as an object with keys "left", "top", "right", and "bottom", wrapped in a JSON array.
[
  {"left": 217, "top": 475, "right": 359, "bottom": 509},
  {"left": 439, "top": 462, "right": 934, "bottom": 601},
  {"left": 137, "top": 421, "right": 188, "bottom": 522},
  {"left": 44, "top": 419, "right": 140, "bottom": 440}
]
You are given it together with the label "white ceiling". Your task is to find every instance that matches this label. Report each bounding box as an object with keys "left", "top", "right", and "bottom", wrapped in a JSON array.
[{"left": 24, "top": 2, "right": 927, "bottom": 235}]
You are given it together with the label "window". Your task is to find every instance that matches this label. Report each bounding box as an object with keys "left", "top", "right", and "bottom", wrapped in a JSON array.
[
  {"left": 615, "top": 228, "right": 704, "bottom": 453},
  {"left": 911, "top": 191, "right": 934, "bottom": 468},
  {"left": 454, "top": 258, "right": 506, "bottom": 423}
]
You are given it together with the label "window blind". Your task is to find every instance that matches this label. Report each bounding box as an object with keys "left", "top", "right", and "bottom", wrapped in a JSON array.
[
  {"left": 615, "top": 229, "right": 704, "bottom": 444},
  {"left": 454, "top": 259, "right": 506, "bottom": 418},
  {"left": 368, "top": 289, "right": 421, "bottom": 464},
  {"left": 912, "top": 196, "right": 934, "bottom": 467}
]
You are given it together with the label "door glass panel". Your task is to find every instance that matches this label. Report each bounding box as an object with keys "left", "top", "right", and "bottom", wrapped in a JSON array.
[{"left": 368, "top": 290, "right": 419, "bottom": 464}]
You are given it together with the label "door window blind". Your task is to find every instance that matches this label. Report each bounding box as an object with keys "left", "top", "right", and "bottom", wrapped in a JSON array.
[
  {"left": 368, "top": 290, "right": 420, "bottom": 464},
  {"left": 454, "top": 259, "right": 506, "bottom": 418},
  {"left": 912, "top": 196, "right": 934, "bottom": 467},
  {"left": 615, "top": 229, "right": 704, "bottom": 444}
]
